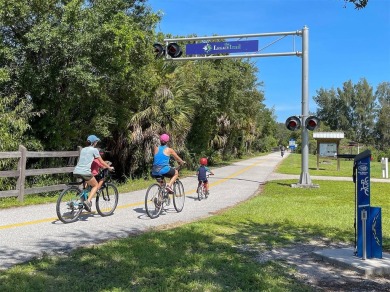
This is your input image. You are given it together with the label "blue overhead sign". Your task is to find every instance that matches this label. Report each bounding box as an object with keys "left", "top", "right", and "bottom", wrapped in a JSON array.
[{"left": 186, "top": 40, "right": 258, "bottom": 55}]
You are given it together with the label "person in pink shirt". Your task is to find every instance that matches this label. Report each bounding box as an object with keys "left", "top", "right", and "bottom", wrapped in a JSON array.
[{"left": 91, "top": 149, "right": 111, "bottom": 190}]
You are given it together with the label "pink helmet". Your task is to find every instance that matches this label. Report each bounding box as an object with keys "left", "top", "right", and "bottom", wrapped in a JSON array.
[
  {"left": 200, "top": 157, "right": 208, "bottom": 165},
  {"left": 160, "top": 133, "right": 170, "bottom": 143}
]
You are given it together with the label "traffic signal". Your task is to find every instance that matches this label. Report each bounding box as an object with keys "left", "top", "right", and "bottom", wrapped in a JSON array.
[
  {"left": 285, "top": 116, "right": 301, "bottom": 131},
  {"left": 167, "top": 42, "right": 183, "bottom": 58},
  {"left": 305, "top": 116, "right": 320, "bottom": 131},
  {"left": 153, "top": 43, "right": 165, "bottom": 59}
]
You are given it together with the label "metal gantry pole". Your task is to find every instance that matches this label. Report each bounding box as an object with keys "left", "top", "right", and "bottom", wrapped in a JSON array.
[
  {"left": 163, "top": 27, "right": 314, "bottom": 186},
  {"left": 299, "top": 26, "right": 312, "bottom": 186}
]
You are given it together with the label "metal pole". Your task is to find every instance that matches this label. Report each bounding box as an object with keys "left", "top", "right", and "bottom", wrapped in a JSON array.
[
  {"left": 362, "top": 208, "right": 367, "bottom": 260},
  {"left": 299, "top": 26, "right": 312, "bottom": 186},
  {"left": 164, "top": 30, "right": 302, "bottom": 42}
]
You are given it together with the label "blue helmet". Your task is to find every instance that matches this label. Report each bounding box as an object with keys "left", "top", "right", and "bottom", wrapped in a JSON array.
[{"left": 87, "top": 135, "right": 100, "bottom": 143}]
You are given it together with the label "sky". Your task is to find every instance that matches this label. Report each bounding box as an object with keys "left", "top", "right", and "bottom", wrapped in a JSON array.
[{"left": 147, "top": 0, "right": 390, "bottom": 123}]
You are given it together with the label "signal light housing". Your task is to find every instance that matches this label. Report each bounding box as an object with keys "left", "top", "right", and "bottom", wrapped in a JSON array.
[
  {"left": 305, "top": 116, "right": 320, "bottom": 131},
  {"left": 153, "top": 43, "right": 165, "bottom": 59},
  {"left": 167, "top": 42, "right": 183, "bottom": 58},
  {"left": 285, "top": 116, "right": 301, "bottom": 131}
]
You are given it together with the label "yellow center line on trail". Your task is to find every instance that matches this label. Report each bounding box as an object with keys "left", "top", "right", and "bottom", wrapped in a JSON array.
[
  {"left": 118, "top": 160, "right": 261, "bottom": 209},
  {"left": 0, "top": 217, "right": 58, "bottom": 230},
  {"left": 1, "top": 160, "right": 262, "bottom": 230}
]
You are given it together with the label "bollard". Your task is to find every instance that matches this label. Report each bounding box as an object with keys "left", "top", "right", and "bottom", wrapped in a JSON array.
[
  {"left": 362, "top": 209, "right": 367, "bottom": 260},
  {"left": 382, "top": 157, "right": 388, "bottom": 179}
]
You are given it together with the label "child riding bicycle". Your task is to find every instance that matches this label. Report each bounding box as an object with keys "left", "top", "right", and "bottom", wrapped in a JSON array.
[
  {"left": 91, "top": 149, "right": 113, "bottom": 191},
  {"left": 196, "top": 157, "right": 214, "bottom": 195}
]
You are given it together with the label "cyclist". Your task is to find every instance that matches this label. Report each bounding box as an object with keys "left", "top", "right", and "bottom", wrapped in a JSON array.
[
  {"left": 280, "top": 145, "right": 285, "bottom": 157},
  {"left": 151, "top": 133, "right": 185, "bottom": 193},
  {"left": 91, "top": 149, "right": 112, "bottom": 191},
  {"left": 73, "top": 135, "right": 114, "bottom": 212},
  {"left": 196, "top": 157, "right": 214, "bottom": 195}
]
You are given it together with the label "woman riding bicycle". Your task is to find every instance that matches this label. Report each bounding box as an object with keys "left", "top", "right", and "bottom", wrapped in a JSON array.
[
  {"left": 151, "top": 133, "right": 185, "bottom": 194},
  {"left": 73, "top": 135, "right": 114, "bottom": 212}
]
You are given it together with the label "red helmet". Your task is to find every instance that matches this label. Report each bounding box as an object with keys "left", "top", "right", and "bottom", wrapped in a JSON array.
[{"left": 200, "top": 157, "right": 208, "bottom": 165}]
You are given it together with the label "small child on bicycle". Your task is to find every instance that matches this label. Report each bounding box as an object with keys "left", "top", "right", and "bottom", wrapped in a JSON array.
[
  {"left": 196, "top": 157, "right": 214, "bottom": 195},
  {"left": 91, "top": 149, "right": 112, "bottom": 190}
]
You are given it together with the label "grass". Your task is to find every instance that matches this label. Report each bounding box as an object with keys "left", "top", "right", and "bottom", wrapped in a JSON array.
[{"left": 278, "top": 152, "right": 385, "bottom": 178}]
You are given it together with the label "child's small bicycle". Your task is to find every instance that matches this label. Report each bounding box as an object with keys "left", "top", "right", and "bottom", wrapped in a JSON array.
[
  {"left": 197, "top": 174, "right": 210, "bottom": 201},
  {"left": 56, "top": 169, "right": 118, "bottom": 223}
]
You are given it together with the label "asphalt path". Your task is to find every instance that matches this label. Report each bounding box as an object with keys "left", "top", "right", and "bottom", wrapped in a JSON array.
[{"left": 2, "top": 152, "right": 388, "bottom": 270}]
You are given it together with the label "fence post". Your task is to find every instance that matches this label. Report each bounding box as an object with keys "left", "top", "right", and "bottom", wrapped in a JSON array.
[{"left": 17, "top": 145, "right": 27, "bottom": 202}]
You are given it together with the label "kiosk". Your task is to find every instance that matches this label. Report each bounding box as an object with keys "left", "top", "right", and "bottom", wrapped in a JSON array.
[{"left": 353, "top": 150, "right": 382, "bottom": 259}]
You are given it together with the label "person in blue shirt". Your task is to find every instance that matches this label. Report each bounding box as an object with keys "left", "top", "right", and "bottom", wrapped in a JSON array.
[
  {"left": 196, "top": 157, "right": 214, "bottom": 195},
  {"left": 73, "top": 135, "right": 114, "bottom": 212},
  {"left": 151, "top": 133, "right": 185, "bottom": 193}
]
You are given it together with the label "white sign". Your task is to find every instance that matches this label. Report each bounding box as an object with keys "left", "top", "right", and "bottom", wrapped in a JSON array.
[{"left": 319, "top": 143, "right": 337, "bottom": 157}]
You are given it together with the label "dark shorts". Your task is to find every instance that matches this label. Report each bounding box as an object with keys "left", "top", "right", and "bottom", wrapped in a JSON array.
[
  {"left": 94, "top": 173, "right": 103, "bottom": 182},
  {"left": 198, "top": 179, "right": 208, "bottom": 183},
  {"left": 151, "top": 167, "right": 176, "bottom": 178},
  {"left": 74, "top": 173, "right": 93, "bottom": 181}
]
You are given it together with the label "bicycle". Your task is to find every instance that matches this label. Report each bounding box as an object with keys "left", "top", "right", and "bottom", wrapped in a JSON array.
[
  {"left": 145, "top": 166, "right": 185, "bottom": 219},
  {"left": 56, "top": 168, "right": 119, "bottom": 223},
  {"left": 197, "top": 174, "right": 210, "bottom": 201}
]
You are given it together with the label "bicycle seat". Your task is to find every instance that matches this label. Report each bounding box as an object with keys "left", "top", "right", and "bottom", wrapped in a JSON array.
[
  {"left": 151, "top": 174, "right": 165, "bottom": 183},
  {"left": 68, "top": 181, "right": 84, "bottom": 186}
]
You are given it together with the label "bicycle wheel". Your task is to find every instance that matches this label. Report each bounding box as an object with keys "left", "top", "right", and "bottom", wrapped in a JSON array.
[
  {"left": 197, "top": 184, "right": 204, "bottom": 201},
  {"left": 204, "top": 185, "right": 209, "bottom": 199},
  {"left": 173, "top": 180, "right": 185, "bottom": 212},
  {"left": 56, "top": 186, "right": 83, "bottom": 223},
  {"left": 96, "top": 182, "right": 119, "bottom": 216},
  {"left": 145, "top": 184, "right": 163, "bottom": 219}
]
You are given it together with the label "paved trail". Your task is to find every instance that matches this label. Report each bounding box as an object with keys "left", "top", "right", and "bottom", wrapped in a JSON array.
[{"left": 0, "top": 152, "right": 286, "bottom": 269}]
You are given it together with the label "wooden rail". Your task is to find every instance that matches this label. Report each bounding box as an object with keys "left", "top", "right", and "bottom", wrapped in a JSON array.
[{"left": 0, "top": 145, "right": 80, "bottom": 201}]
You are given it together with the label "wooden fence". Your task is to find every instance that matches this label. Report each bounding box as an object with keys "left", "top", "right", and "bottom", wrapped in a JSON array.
[{"left": 0, "top": 145, "right": 80, "bottom": 201}]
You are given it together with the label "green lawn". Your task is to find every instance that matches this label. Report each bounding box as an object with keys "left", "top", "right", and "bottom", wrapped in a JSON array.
[{"left": 278, "top": 152, "right": 385, "bottom": 178}]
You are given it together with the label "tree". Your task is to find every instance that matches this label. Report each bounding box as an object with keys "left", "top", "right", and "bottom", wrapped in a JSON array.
[
  {"left": 314, "top": 78, "right": 376, "bottom": 144},
  {"left": 0, "top": 0, "right": 160, "bottom": 150},
  {"left": 375, "top": 82, "right": 390, "bottom": 150},
  {"left": 344, "top": 0, "right": 369, "bottom": 9}
]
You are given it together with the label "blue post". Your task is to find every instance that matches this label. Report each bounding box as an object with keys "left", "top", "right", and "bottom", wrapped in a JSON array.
[{"left": 353, "top": 150, "right": 382, "bottom": 259}]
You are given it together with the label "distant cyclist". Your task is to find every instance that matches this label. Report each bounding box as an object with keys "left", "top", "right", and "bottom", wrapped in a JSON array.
[
  {"left": 151, "top": 133, "right": 185, "bottom": 193},
  {"left": 196, "top": 157, "right": 214, "bottom": 195},
  {"left": 280, "top": 145, "right": 285, "bottom": 157},
  {"left": 73, "top": 135, "right": 114, "bottom": 212}
]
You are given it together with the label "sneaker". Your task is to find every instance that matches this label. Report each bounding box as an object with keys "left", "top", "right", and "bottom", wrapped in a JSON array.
[
  {"left": 165, "top": 185, "right": 174, "bottom": 194},
  {"left": 84, "top": 200, "right": 92, "bottom": 212}
]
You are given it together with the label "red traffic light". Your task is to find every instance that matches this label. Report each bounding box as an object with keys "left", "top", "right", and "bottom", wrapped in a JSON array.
[
  {"left": 285, "top": 116, "right": 301, "bottom": 131},
  {"left": 153, "top": 43, "right": 165, "bottom": 59},
  {"left": 305, "top": 116, "right": 320, "bottom": 131},
  {"left": 167, "top": 42, "right": 183, "bottom": 58}
]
